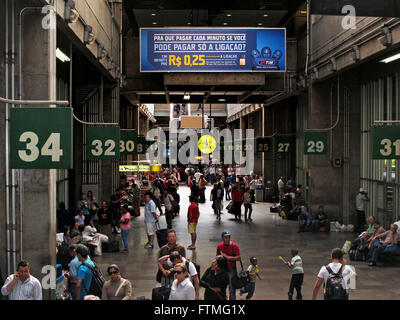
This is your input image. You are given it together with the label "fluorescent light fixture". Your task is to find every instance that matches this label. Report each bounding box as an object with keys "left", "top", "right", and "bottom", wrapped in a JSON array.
[
  {"left": 263, "top": 13, "right": 268, "bottom": 17},
  {"left": 223, "top": 22, "right": 228, "bottom": 26},
  {"left": 227, "top": 13, "right": 232, "bottom": 17},
  {"left": 218, "top": 98, "right": 226, "bottom": 102},
  {"left": 380, "top": 53, "right": 400, "bottom": 64},
  {"left": 184, "top": 93, "right": 190, "bottom": 100},
  {"left": 151, "top": 13, "right": 156, "bottom": 16},
  {"left": 152, "top": 22, "right": 157, "bottom": 25},
  {"left": 56, "top": 48, "right": 70, "bottom": 62},
  {"left": 258, "top": 23, "right": 263, "bottom": 26}
]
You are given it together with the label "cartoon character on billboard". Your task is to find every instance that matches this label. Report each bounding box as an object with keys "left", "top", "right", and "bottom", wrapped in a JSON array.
[{"left": 251, "top": 46, "right": 282, "bottom": 70}]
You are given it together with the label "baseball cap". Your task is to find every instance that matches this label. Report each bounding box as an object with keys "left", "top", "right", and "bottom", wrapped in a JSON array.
[{"left": 221, "top": 231, "right": 231, "bottom": 238}]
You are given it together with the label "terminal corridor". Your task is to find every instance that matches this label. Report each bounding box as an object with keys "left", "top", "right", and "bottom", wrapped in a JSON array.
[{"left": 95, "top": 185, "right": 400, "bottom": 300}]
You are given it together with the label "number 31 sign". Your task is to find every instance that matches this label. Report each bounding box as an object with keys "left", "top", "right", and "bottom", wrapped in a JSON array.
[{"left": 10, "top": 108, "right": 73, "bottom": 169}]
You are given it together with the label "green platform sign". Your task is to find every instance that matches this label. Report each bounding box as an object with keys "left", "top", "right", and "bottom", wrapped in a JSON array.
[
  {"left": 120, "top": 131, "right": 138, "bottom": 155},
  {"left": 276, "top": 136, "right": 294, "bottom": 153},
  {"left": 87, "top": 126, "right": 120, "bottom": 159},
  {"left": 10, "top": 108, "right": 73, "bottom": 169},
  {"left": 256, "top": 137, "right": 271, "bottom": 153},
  {"left": 304, "top": 132, "right": 327, "bottom": 155},
  {"left": 372, "top": 125, "right": 400, "bottom": 159}
]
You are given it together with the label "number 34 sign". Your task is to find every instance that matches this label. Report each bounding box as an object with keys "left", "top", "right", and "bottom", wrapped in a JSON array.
[{"left": 10, "top": 108, "right": 73, "bottom": 169}]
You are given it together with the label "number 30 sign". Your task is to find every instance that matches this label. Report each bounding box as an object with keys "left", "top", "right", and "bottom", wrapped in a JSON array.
[{"left": 10, "top": 108, "right": 73, "bottom": 169}]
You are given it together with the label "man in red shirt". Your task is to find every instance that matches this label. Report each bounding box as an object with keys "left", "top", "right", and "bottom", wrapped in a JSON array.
[
  {"left": 232, "top": 186, "right": 244, "bottom": 221},
  {"left": 187, "top": 196, "right": 200, "bottom": 250},
  {"left": 216, "top": 231, "right": 241, "bottom": 300}
]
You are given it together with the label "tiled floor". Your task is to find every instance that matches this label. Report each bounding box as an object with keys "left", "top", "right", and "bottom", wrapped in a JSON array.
[{"left": 95, "top": 185, "right": 400, "bottom": 300}]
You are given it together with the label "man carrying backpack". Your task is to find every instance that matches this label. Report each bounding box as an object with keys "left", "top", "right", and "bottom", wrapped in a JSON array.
[
  {"left": 76, "top": 245, "right": 105, "bottom": 299},
  {"left": 312, "top": 248, "right": 357, "bottom": 300}
]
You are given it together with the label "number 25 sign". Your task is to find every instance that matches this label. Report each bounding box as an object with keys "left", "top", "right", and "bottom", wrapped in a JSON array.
[{"left": 10, "top": 108, "right": 73, "bottom": 169}]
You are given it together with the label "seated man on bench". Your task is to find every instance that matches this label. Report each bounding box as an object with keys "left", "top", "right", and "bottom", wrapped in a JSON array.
[
  {"left": 368, "top": 224, "right": 399, "bottom": 267},
  {"left": 298, "top": 206, "right": 314, "bottom": 232},
  {"left": 352, "top": 216, "right": 375, "bottom": 250},
  {"left": 315, "top": 205, "right": 330, "bottom": 232}
]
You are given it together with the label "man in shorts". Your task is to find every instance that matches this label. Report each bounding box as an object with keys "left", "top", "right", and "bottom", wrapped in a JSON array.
[
  {"left": 144, "top": 192, "right": 159, "bottom": 249},
  {"left": 187, "top": 196, "right": 200, "bottom": 250}
]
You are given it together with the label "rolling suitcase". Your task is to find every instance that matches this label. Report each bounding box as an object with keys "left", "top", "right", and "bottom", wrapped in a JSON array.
[
  {"left": 155, "top": 221, "right": 168, "bottom": 248},
  {"left": 152, "top": 286, "right": 171, "bottom": 300}
]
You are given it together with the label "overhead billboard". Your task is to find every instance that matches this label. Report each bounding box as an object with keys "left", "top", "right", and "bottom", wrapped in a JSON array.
[{"left": 140, "top": 28, "right": 286, "bottom": 72}]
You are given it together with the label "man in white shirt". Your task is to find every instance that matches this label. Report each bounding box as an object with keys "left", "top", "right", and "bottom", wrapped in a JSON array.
[
  {"left": 158, "top": 251, "right": 200, "bottom": 300},
  {"left": 1, "top": 261, "right": 42, "bottom": 300},
  {"left": 355, "top": 188, "right": 370, "bottom": 233},
  {"left": 312, "top": 248, "right": 357, "bottom": 300},
  {"left": 194, "top": 170, "right": 202, "bottom": 184},
  {"left": 278, "top": 177, "right": 285, "bottom": 201}
]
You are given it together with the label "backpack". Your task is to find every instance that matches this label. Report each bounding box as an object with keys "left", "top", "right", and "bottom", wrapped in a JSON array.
[
  {"left": 324, "top": 265, "right": 348, "bottom": 300},
  {"left": 186, "top": 260, "right": 201, "bottom": 276},
  {"left": 80, "top": 262, "right": 106, "bottom": 299}
]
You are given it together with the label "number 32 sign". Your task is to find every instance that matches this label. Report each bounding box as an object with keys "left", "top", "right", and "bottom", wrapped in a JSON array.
[
  {"left": 10, "top": 108, "right": 73, "bottom": 169},
  {"left": 87, "top": 127, "right": 120, "bottom": 160}
]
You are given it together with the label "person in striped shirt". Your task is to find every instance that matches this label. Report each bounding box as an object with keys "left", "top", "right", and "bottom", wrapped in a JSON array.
[{"left": 285, "top": 249, "right": 304, "bottom": 300}]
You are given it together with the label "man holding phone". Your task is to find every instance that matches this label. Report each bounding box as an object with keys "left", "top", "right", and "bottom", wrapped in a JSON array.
[{"left": 1, "top": 261, "right": 42, "bottom": 300}]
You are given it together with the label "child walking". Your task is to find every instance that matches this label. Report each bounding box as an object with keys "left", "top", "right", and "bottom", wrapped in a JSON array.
[
  {"left": 285, "top": 249, "right": 304, "bottom": 300},
  {"left": 240, "top": 257, "right": 262, "bottom": 300}
]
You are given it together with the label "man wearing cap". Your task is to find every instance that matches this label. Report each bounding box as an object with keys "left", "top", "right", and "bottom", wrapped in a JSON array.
[
  {"left": 355, "top": 188, "right": 370, "bottom": 233},
  {"left": 216, "top": 231, "right": 241, "bottom": 300}
]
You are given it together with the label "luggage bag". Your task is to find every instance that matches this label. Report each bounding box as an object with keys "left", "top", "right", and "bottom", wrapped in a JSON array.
[
  {"left": 155, "top": 221, "right": 168, "bottom": 248},
  {"left": 152, "top": 286, "right": 171, "bottom": 300}
]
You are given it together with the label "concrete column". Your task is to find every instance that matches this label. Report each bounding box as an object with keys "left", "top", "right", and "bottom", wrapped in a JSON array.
[
  {"left": 264, "top": 106, "right": 275, "bottom": 187},
  {"left": 18, "top": 12, "right": 56, "bottom": 299},
  {"left": 101, "top": 88, "right": 114, "bottom": 201},
  {"left": 307, "top": 82, "right": 343, "bottom": 216}
]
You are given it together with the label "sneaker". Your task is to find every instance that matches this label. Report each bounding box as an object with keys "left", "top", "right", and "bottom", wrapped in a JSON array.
[{"left": 368, "top": 262, "right": 376, "bottom": 267}]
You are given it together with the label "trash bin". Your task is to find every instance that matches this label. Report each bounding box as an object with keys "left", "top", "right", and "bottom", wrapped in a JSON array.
[
  {"left": 264, "top": 181, "right": 274, "bottom": 202},
  {"left": 256, "top": 189, "right": 264, "bottom": 202}
]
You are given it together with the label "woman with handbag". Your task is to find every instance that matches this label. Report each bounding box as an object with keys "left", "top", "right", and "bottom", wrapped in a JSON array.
[
  {"left": 200, "top": 256, "right": 230, "bottom": 300},
  {"left": 102, "top": 264, "right": 133, "bottom": 300}
]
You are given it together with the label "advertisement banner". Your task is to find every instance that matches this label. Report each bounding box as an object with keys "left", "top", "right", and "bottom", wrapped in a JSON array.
[{"left": 140, "top": 28, "right": 286, "bottom": 72}]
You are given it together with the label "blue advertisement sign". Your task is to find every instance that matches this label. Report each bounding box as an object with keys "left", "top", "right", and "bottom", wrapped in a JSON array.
[{"left": 140, "top": 28, "right": 286, "bottom": 72}]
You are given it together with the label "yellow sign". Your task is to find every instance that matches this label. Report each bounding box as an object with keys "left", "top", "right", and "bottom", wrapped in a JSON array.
[
  {"left": 150, "top": 164, "right": 162, "bottom": 172},
  {"left": 119, "top": 165, "right": 138, "bottom": 172},
  {"left": 198, "top": 135, "right": 217, "bottom": 154},
  {"left": 139, "top": 165, "right": 150, "bottom": 172}
]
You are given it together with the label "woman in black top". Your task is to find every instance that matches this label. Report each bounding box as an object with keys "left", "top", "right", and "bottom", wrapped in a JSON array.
[
  {"left": 97, "top": 201, "right": 112, "bottom": 241},
  {"left": 200, "top": 256, "right": 229, "bottom": 300}
]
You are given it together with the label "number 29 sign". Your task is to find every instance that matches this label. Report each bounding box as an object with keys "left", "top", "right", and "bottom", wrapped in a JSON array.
[{"left": 10, "top": 108, "right": 73, "bottom": 169}]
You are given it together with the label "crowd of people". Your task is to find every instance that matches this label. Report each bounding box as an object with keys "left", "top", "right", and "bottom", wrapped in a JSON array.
[{"left": 2, "top": 165, "right": 398, "bottom": 301}]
